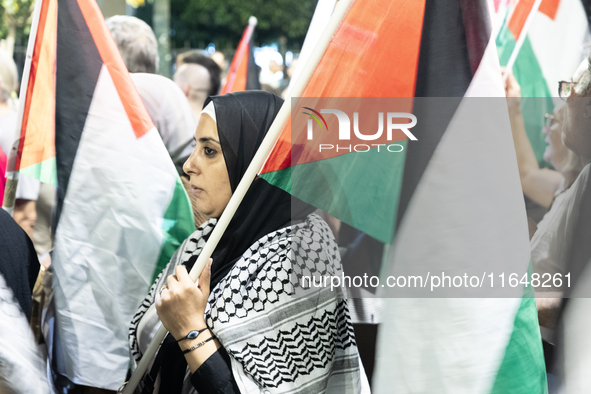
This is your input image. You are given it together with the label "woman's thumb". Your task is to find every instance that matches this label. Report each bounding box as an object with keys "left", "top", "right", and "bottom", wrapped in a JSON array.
[{"left": 198, "top": 258, "right": 212, "bottom": 293}]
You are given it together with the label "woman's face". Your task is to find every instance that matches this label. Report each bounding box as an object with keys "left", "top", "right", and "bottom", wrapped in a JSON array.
[{"left": 183, "top": 114, "right": 232, "bottom": 221}]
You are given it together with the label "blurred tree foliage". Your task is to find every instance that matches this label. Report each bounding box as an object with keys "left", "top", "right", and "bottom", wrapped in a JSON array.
[
  {"left": 168, "top": 0, "right": 316, "bottom": 49},
  {"left": 0, "top": 0, "right": 35, "bottom": 56}
]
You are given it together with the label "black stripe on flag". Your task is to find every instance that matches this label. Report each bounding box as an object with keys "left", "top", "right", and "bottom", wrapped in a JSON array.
[
  {"left": 581, "top": 0, "right": 591, "bottom": 29},
  {"left": 461, "top": 0, "right": 491, "bottom": 76},
  {"left": 55, "top": 0, "right": 103, "bottom": 226},
  {"left": 395, "top": 0, "right": 491, "bottom": 228}
]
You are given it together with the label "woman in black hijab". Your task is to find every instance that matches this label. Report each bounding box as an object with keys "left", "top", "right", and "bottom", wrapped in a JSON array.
[{"left": 129, "top": 91, "right": 366, "bottom": 394}]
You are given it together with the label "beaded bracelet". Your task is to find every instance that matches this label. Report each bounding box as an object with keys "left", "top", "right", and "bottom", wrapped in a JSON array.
[
  {"left": 182, "top": 336, "right": 216, "bottom": 354},
  {"left": 176, "top": 327, "right": 208, "bottom": 342}
]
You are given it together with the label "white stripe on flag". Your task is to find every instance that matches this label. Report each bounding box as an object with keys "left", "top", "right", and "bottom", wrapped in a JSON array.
[
  {"left": 52, "top": 65, "right": 178, "bottom": 389},
  {"left": 528, "top": 0, "right": 589, "bottom": 93},
  {"left": 373, "top": 37, "right": 531, "bottom": 393}
]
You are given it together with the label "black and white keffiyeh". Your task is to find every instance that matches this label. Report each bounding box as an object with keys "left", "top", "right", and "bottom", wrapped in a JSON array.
[
  {"left": 130, "top": 91, "right": 368, "bottom": 393},
  {"left": 129, "top": 213, "right": 367, "bottom": 394}
]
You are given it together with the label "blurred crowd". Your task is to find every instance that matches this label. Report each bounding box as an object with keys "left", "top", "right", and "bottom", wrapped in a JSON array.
[
  {"left": 1, "top": 11, "right": 591, "bottom": 394},
  {"left": 503, "top": 59, "right": 591, "bottom": 392}
]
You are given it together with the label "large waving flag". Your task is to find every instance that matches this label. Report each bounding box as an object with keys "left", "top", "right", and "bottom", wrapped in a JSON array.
[
  {"left": 11, "top": 0, "right": 194, "bottom": 389},
  {"left": 259, "top": 0, "right": 422, "bottom": 243},
  {"left": 496, "top": 0, "right": 589, "bottom": 166},
  {"left": 220, "top": 16, "right": 261, "bottom": 93},
  {"left": 259, "top": 0, "right": 546, "bottom": 392}
]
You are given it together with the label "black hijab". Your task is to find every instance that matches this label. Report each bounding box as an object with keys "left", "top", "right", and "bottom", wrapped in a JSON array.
[
  {"left": 154, "top": 92, "right": 315, "bottom": 392},
  {"left": 188, "top": 91, "right": 314, "bottom": 289},
  {"left": 0, "top": 209, "right": 40, "bottom": 320}
]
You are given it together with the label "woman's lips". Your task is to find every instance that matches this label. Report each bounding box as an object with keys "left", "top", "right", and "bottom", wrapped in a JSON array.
[{"left": 191, "top": 186, "right": 203, "bottom": 196}]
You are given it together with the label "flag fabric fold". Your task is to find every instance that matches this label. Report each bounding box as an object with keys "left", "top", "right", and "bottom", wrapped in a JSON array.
[
  {"left": 15, "top": 0, "right": 195, "bottom": 388},
  {"left": 259, "top": 0, "right": 425, "bottom": 244},
  {"left": 221, "top": 18, "right": 261, "bottom": 93},
  {"left": 259, "top": 0, "right": 547, "bottom": 392},
  {"left": 496, "top": 0, "right": 589, "bottom": 166},
  {"left": 13, "top": 0, "right": 58, "bottom": 186}
]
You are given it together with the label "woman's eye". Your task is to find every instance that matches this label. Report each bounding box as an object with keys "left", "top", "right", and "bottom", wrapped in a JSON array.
[{"left": 204, "top": 147, "right": 216, "bottom": 156}]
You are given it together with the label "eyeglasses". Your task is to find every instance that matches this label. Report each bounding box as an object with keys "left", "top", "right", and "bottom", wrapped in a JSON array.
[
  {"left": 544, "top": 113, "right": 555, "bottom": 128},
  {"left": 558, "top": 81, "right": 578, "bottom": 101}
]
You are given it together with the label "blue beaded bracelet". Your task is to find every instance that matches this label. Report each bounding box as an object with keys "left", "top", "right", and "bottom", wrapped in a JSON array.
[{"left": 176, "top": 327, "right": 208, "bottom": 342}]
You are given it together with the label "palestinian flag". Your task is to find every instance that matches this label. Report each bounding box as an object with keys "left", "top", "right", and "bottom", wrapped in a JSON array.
[
  {"left": 259, "top": 0, "right": 546, "bottom": 392},
  {"left": 496, "top": 0, "right": 589, "bottom": 167},
  {"left": 220, "top": 16, "right": 261, "bottom": 93},
  {"left": 11, "top": 0, "right": 194, "bottom": 388}
]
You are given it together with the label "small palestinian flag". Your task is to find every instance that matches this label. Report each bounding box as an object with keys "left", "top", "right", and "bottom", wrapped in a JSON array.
[
  {"left": 8, "top": 0, "right": 194, "bottom": 389},
  {"left": 496, "top": 0, "right": 589, "bottom": 166},
  {"left": 259, "top": 0, "right": 547, "bottom": 392},
  {"left": 221, "top": 16, "right": 261, "bottom": 93}
]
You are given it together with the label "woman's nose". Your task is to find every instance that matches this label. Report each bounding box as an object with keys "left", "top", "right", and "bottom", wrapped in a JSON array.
[
  {"left": 182, "top": 159, "right": 191, "bottom": 176},
  {"left": 183, "top": 151, "right": 198, "bottom": 176}
]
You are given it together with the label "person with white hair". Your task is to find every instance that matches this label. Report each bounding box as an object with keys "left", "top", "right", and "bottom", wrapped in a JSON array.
[
  {"left": 107, "top": 15, "right": 196, "bottom": 175},
  {"left": 106, "top": 15, "right": 159, "bottom": 74}
]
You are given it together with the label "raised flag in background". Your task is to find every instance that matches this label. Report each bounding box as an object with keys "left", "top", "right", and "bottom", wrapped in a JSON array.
[
  {"left": 220, "top": 16, "right": 261, "bottom": 93},
  {"left": 259, "top": 0, "right": 547, "bottom": 392},
  {"left": 12, "top": 0, "right": 58, "bottom": 186},
  {"left": 12, "top": 0, "right": 195, "bottom": 389},
  {"left": 496, "top": 0, "right": 589, "bottom": 167}
]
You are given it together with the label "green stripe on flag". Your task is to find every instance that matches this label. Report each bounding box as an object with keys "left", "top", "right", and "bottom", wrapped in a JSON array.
[
  {"left": 153, "top": 176, "right": 195, "bottom": 281},
  {"left": 491, "top": 264, "right": 546, "bottom": 394},
  {"left": 260, "top": 142, "right": 407, "bottom": 243},
  {"left": 496, "top": 26, "right": 553, "bottom": 169},
  {"left": 260, "top": 164, "right": 292, "bottom": 194},
  {"left": 491, "top": 294, "right": 547, "bottom": 393},
  {"left": 19, "top": 157, "right": 58, "bottom": 186}
]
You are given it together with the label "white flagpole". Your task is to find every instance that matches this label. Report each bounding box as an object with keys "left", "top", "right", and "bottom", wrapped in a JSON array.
[
  {"left": 2, "top": 0, "right": 45, "bottom": 214},
  {"left": 285, "top": 0, "right": 337, "bottom": 97},
  {"left": 502, "top": 0, "right": 543, "bottom": 82},
  {"left": 119, "top": 0, "right": 355, "bottom": 392}
]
